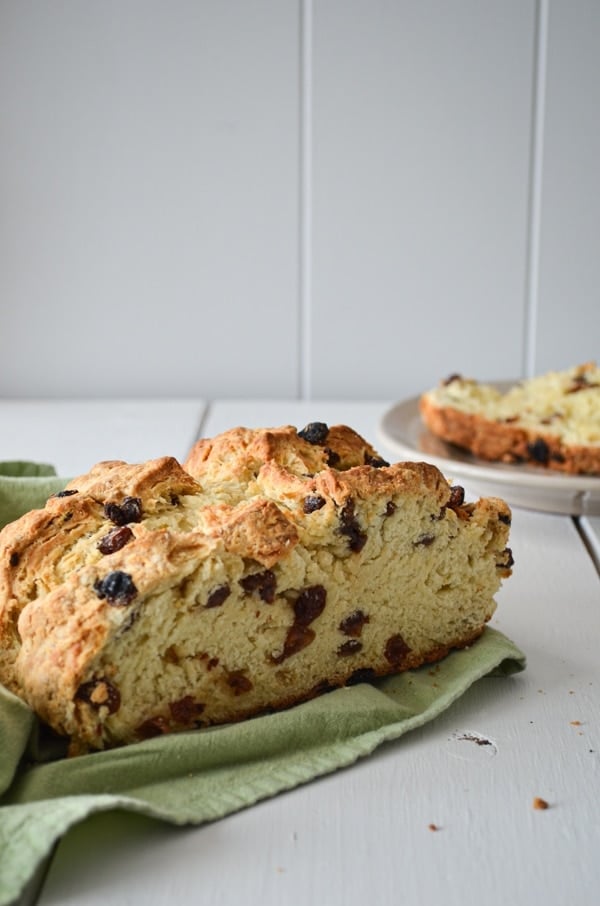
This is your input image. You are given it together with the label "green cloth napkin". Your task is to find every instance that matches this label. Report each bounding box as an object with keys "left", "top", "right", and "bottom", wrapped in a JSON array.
[
  {"left": 0, "top": 464, "right": 526, "bottom": 906},
  {"left": 0, "top": 461, "right": 69, "bottom": 529}
]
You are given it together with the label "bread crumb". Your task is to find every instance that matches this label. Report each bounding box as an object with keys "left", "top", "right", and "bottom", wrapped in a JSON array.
[
  {"left": 570, "top": 720, "right": 582, "bottom": 726},
  {"left": 428, "top": 823, "right": 440, "bottom": 831},
  {"left": 533, "top": 797, "right": 549, "bottom": 810}
]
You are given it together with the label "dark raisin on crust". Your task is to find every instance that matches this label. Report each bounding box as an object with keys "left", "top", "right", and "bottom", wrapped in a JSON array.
[
  {"left": 339, "top": 609, "right": 369, "bottom": 637},
  {"left": 338, "top": 639, "right": 363, "bottom": 657},
  {"left": 226, "top": 671, "right": 254, "bottom": 695},
  {"left": 567, "top": 375, "right": 599, "bottom": 393},
  {"left": 298, "top": 422, "right": 329, "bottom": 445},
  {"left": 205, "top": 584, "right": 231, "bottom": 608},
  {"left": 303, "top": 494, "right": 326, "bottom": 514},
  {"left": 325, "top": 448, "right": 341, "bottom": 467},
  {"left": 272, "top": 624, "right": 316, "bottom": 664},
  {"left": 414, "top": 533, "right": 435, "bottom": 547},
  {"left": 75, "top": 678, "right": 121, "bottom": 714},
  {"left": 9, "top": 552, "right": 20, "bottom": 567},
  {"left": 346, "top": 667, "right": 377, "bottom": 685},
  {"left": 498, "top": 512, "right": 511, "bottom": 526},
  {"left": 365, "top": 454, "right": 390, "bottom": 468},
  {"left": 93, "top": 570, "right": 138, "bottom": 605},
  {"left": 293, "top": 585, "right": 327, "bottom": 625},
  {"left": 385, "top": 501, "right": 397, "bottom": 517},
  {"left": 169, "top": 696, "right": 205, "bottom": 723},
  {"left": 136, "top": 716, "right": 170, "bottom": 739},
  {"left": 443, "top": 373, "right": 462, "bottom": 385},
  {"left": 163, "top": 645, "right": 180, "bottom": 665},
  {"left": 272, "top": 585, "right": 327, "bottom": 664},
  {"left": 435, "top": 485, "right": 467, "bottom": 521},
  {"left": 51, "top": 489, "right": 79, "bottom": 499},
  {"left": 448, "top": 486, "right": 465, "bottom": 509},
  {"left": 497, "top": 547, "right": 515, "bottom": 569},
  {"left": 311, "top": 679, "right": 336, "bottom": 696},
  {"left": 97, "top": 525, "right": 134, "bottom": 555},
  {"left": 527, "top": 438, "right": 550, "bottom": 465},
  {"left": 239, "top": 570, "right": 276, "bottom": 603},
  {"left": 384, "top": 633, "right": 412, "bottom": 666},
  {"left": 339, "top": 499, "right": 367, "bottom": 553},
  {"left": 104, "top": 496, "right": 143, "bottom": 526}
]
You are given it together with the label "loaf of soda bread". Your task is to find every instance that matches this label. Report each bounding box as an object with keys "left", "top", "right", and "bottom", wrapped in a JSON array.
[
  {"left": 0, "top": 423, "right": 513, "bottom": 754},
  {"left": 419, "top": 363, "right": 600, "bottom": 475}
]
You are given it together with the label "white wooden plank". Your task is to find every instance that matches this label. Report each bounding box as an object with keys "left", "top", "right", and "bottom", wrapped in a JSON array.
[
  {"left": 579, "top": 516, "right": 600, "bottom": 573},
  {"left": 309, "top": 0, "right": 537, "bottom": 399},
  {"left": 535, "top": 1, "right": 600, "bottom": 372},
  {"left": 32, "top": 401, "right": 600, "bottom": 906},
  {"left": 0, "top": 0, "right": 299, "bottom": 399},
  {"left": 0, "top": 399, "right": 206, "bottom": 476}
]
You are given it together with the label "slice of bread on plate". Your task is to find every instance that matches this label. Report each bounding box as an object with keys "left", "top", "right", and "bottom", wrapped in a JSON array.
[{"left": 419, "top": 363, "right": 600, "bottom": 475}]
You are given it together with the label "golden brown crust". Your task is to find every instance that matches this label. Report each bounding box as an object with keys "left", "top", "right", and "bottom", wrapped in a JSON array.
[
  {"left": 63, "top": 456, "right": 202, "bottom": 500},
  {"left": 183, "top": 422, "right": 383, "bottom": 483},
  {"left": 0, "top": 423, "right": 513, "bottom": 753},
  {"left": 0, "top": 457, "right": 202, "bottom": 680},
  {"left": 216, "top": 499, "right": 299, "bottom": 568},
  {"left": 419, "top": 395, "right": 600, "bottom": 474}
]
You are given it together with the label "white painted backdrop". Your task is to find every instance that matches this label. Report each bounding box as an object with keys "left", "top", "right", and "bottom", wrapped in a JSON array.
[{"left": 0, "top": 1, "right": 598, "bottom": 402}]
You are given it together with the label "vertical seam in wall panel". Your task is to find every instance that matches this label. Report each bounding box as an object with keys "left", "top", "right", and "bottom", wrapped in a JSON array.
[
  {"left": 523, "top": 0, "right": 549, "bottom": 377},
  {"left": 192, "top": 402, "right": 212, "bottom": 443},
  {"left": 299, "top": 0, "right": 313, "bottom": 400}
]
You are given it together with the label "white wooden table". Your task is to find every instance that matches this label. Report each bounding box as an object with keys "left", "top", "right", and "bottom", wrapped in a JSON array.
[{"left": 2, "top": 399, "right": 599, "bottom": 906}]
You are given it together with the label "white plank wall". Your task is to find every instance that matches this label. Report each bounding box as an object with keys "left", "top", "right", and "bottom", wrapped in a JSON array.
[
  {"left": 535, "top": 0, "right": 600, "bottom": 372},
  {"left": 310, "top": 0, "right": 536, "bottom": 398},
  {"left": 0, "top": 0, "right": 300, "bottom": 399},
  {"left": 0, "top": 1, "right": 598, "bottom": 401}
]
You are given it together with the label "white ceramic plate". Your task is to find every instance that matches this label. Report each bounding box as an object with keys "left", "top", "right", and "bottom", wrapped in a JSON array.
[{"left": 378, "top": 393, "right": 600, "bottom": 516}]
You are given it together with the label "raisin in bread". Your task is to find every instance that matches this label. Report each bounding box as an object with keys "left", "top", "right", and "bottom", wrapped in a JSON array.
[
  {"left": 419, "top": 363, "right": 600, "bottom": 475},
  {"left": 0, "top": 424, "right": 513, "bottom": 754}
]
